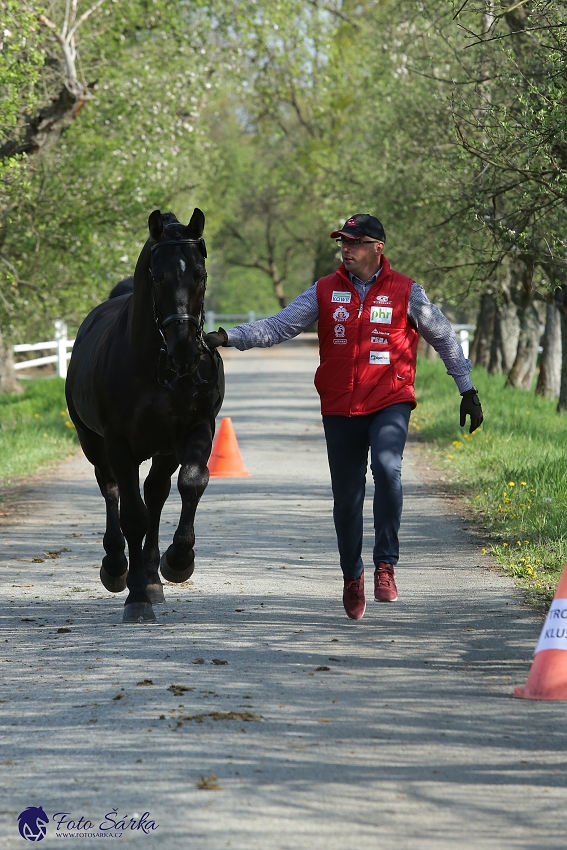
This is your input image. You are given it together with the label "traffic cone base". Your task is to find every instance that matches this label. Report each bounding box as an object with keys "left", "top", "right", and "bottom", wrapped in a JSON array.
[
  {"left": 208, "top": 417, "right": 251, "bottom": 478},
  {"left": 514, "top": 565, "right": 567, "bottom": 700}
]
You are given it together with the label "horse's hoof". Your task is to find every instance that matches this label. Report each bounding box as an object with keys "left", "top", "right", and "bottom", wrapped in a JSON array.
[
  {"left": 160, "top": 552, "right": 194, "bottom": 583},
  {"left": 147, "top": 582, "right": 165, "bottom": 604},
  {"left": 123, "top": 602, "right": 156, "bottom": 623},
  {"left": 100, "top": 565, "right": 128, "bottom": 593}
]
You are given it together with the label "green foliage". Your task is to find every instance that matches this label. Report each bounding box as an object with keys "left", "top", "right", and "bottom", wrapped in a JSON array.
[
  {"left": 0, "top": 378, "right": 78, "bottom": 483},
  {"left": 414, "top": 356, "right": 567, "bottom": 606}
]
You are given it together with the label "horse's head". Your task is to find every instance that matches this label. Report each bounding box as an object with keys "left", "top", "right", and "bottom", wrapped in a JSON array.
[{"left": 148, "top": 207, "right": 208, "bottom": 378}]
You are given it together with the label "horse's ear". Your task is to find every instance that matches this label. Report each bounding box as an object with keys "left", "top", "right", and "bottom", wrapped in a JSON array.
[
  {"left": 148, "top": 209, "right": 163, "bottom": 240},
  {"left": 188, "top": 207, "right": 205, "bottom": 238}
]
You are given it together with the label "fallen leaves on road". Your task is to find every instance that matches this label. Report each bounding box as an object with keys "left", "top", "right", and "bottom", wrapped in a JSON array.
[
  {"left": 57, "top": 628, "right": 71, "bottom": 634},
  {"left": 211, "top": 659, "right": 228, "bottom": 665},
  {"left": 196, "top": 774, "right": 222, "bottom": 791},
  {"left": 316, "top": 666, "right": 330, "bottom": 672},
  {"left": 167, "top": 684, "right": 193, "bottom": 696},
  {"left": 136, "top": 679, "right": 154, "bottom": 686},
  {"left": 191, "top": 658, "right": 205, "bottom": 665},
  {"left": 179, "top": 711, "right": 261, "bottom": 723}
]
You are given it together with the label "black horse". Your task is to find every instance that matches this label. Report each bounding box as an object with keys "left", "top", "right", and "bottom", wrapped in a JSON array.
[{"left": 66, "top": 208, "right": 224, "bottom": 622}]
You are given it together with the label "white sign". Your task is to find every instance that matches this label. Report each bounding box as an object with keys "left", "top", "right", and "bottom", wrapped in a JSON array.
[
  {"left": 369, "top": 351, "right": 390, "bottom": 365},
  {"left": 370, "top": 305, "right": 393, "bottom": 324},
  {"left": 534, "top": 598, "right": 567, "bottom": 653},
  {"left": 331, "top": 291, "right": 351, "bottom": 303}
]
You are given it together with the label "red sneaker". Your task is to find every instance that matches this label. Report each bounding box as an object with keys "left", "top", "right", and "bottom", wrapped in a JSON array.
[
  {"left": 343, "top": 570, "right": 366, "bottom": 620},
  {"left": 374, "top": 563, "right": 398, "bottom": 602}
]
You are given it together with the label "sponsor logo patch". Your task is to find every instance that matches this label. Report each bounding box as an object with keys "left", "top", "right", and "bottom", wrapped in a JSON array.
[
  {"left": 333, "top": 306, "right": 350, "bottom": 322},
  {"left": 333, "top": 339, "right": 348, "bottom": 345},
  {"left": 371, "top": 336, "right": 389, "bottom": 345},
  {"left": 369, "top": 351, "right": 390, "bottom": 365},
  {"left": 374, "top": 295, "right": 391, "bottom": 305},
  {"left": 334, "top": 324, "right": 345, "bottom": 338},
  {"left": 331, "top": 291, "right": 351, "bottom": 303},
  {"left": 369, "top": 305, "right": 393, "bottom": 324}
]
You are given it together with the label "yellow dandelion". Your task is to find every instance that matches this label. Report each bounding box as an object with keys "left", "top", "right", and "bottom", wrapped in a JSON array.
[
  {"left": 34, "top": 413, "right": 40, "bottom": 418},
  {"left": 452, "top": 440, "right": 462, "bottom": 448},
  {"left": 481, "top": 548, "right": 486, "bottom": 554},
  {"left": 509, "top": 482, "right": 515, "bottom": 487},
  {"left": 448, "top": 454, "right": 454, "bottom": 459},
  {"left": 521, "top": 482, "right": 527, "bottom": 486}
]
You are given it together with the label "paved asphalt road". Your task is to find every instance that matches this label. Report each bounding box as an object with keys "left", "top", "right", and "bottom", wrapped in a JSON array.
[{"left": 0, "top": 340, "right": 566, "bottom": 849}]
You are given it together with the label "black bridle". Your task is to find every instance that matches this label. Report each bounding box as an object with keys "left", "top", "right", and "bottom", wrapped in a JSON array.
[{"left": 149, "top": 238, "right": 217, "bottom": 392}]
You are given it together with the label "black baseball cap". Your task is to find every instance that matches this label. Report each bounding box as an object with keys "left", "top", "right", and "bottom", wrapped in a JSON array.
[{"left": 330, "top": 213, "right": 386, "bottom": 243}]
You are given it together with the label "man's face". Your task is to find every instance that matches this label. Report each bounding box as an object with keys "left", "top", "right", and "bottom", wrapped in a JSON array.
[{"left": 339, "top": 237, "right": 384, "bottom": 278}]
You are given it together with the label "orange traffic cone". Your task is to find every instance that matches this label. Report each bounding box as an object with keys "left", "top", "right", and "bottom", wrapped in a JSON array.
[
  {"left": 514, "top": 565, "right": 567, "bottom": 700},
  {"left": 208, "top": 417, "right": 251, "bottom": 478}
]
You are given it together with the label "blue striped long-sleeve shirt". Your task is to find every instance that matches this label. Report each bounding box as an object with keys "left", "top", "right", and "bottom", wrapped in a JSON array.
[{"left": 226, "top": 271, "right": 473, "bottom": 393}]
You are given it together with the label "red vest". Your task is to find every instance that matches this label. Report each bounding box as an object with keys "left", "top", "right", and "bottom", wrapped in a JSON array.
[{"left": 314, "top": 258, "right": 418, "bottom": 416}]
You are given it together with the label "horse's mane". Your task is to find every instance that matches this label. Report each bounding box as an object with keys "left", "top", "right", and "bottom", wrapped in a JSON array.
[{"left": 108, "top": 276, "right": 134, "bottom": 299}]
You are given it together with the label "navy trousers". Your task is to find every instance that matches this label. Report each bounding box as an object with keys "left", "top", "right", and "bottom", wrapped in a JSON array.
[{"left": 322, "top": 403, "right": 411, "bottom": 580}]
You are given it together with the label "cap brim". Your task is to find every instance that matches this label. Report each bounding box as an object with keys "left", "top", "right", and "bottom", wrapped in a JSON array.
[{"left": 330, "top": 230, "right": 359, "bottom": 240}]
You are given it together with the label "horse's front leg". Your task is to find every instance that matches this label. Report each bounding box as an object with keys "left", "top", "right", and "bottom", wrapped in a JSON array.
[
  {"left": 105, "top": 440, "right": 154, "bottom": 623},
  {"left": 160, "top": 422, "right": 213, "bottom": 583},
  {"left": 143, "top": 453, "right": 179, "bottom": 604}
]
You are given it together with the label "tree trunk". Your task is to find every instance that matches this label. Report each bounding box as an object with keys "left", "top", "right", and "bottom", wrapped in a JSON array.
[
  {"left": 555, "top": 285, "right": 567, "bottom": 412},
  {"left": 0, "top": 330, "right": 21, "bottom": 394},
  {"left": 470, "top": 292, "right": 496, "bottom": 368},
  {"left": 536, "top": 296, "right": 561, "bottom": 398},
  {"left": 505, "top": 258, "right": 540, "bottom": 389},
  {"left": 491, "top": 299, "right": 519, "bottom": 373}
]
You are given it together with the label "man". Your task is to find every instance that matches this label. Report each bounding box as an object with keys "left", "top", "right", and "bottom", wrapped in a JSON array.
[{"left": 205, "top": 214, "right": 483, "bottom": 620}]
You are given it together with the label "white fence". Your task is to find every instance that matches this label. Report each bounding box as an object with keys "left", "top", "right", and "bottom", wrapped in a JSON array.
[
  {"left": 13, "top": 318, "right": 476, "bottom": 377},
  {"left": 13, "top": 320, "right": 74, "bottom": 379}
]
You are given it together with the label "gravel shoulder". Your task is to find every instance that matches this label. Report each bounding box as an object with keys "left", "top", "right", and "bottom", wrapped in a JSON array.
[{"left": 0, "top": 340, "right": 565, "bottom": 850}]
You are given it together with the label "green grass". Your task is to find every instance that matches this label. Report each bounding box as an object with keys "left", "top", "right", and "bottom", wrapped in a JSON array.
[
  {"left": 0, "top": 378, "right": 78, "bottom": 487},
  {"left": 413, "top": 357, "right": 567, "bottom": 606}
]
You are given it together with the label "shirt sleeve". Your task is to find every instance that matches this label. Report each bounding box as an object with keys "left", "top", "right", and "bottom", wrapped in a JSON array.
[
  {"left": 226, "top": 283, "right": 319, "bottom": 350},
  {"left": 408, "top": 282, "right": 473, "bottom": 393}
]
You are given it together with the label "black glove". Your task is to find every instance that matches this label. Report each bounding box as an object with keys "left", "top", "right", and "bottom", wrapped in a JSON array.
[
  {"left": 460, "top": 386, "right": 483, "bottom": 434},
  {"left": 203, "top": 327, "right": 228, "bottom": 350}
]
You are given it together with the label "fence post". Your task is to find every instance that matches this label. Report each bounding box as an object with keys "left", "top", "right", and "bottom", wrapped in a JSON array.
[
  {"left": 459, "top": 328, "right": 470, "bottom": 359},
  {"left": 54, "top": 320, "right": 68, "bottom": 379},
  {"left": 248, "top": 311, "right": 256, "bottom": 323},
  {"left": 206, "top": 310, "right": 215, "bottom": 334}
]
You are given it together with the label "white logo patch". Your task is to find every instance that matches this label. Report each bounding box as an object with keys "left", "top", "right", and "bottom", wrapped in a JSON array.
[
  {"left": 333, "top": 306, "right": 350, "bottom": 322},
  {"left": 331, "top": 291, "right": 351, "bottom": 303},
  {"left": 334, "top": 324, "right": 345, "bottom": 338},
  {"left": 370, "top": 351, "right": 390, "bottom": 365},
  {"left": 370, "top": 305, "right": 393, "bottom": 324},
  {"left": 374, "top": 295, "right": 391, "bottom": 304},
  {"left": 371, "top": 336, "right": 389, "bottom": 345},
  {"left": 333, "top": 339, "right": 348, "bottom": 345}
]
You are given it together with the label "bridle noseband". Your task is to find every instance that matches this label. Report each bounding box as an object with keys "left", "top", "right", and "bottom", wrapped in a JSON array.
[{"left": 148, "top": 237, "right": 217, "bottom": 392}]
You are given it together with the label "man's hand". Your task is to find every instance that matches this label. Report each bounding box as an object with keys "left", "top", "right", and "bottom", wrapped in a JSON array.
[
  {"left": 460, "top": 387, "right": 483, "bottom": 434},
  {"left": 203, "top": 327, "right": 228, "bottom": 349}
]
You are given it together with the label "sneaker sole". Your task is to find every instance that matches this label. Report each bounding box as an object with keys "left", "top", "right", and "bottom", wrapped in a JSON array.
[
  {"left": 375, "top": 595, "right": 398, "bottom": 602},
  {"left": 345, "top": 601, "right": 366, "bottom": 620}
]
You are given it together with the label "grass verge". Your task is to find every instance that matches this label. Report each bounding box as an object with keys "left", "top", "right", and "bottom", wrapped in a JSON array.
[
  {"left": 0, "top": 378, "right": 78, "bottom": 489},
  {"left": 413, "top": 357, "right": 567, "bottom": 607}
]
